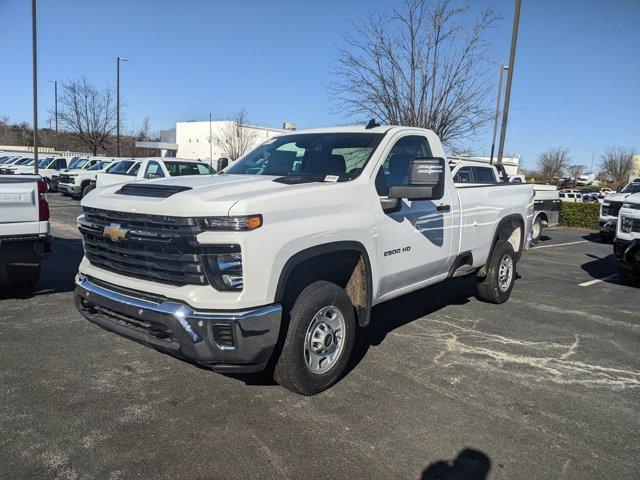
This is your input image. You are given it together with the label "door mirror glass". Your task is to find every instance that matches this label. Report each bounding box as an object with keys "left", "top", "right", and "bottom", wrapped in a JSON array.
[
  {"left": 389, "top": 157, "right": 445, "bottom": 201},
  {"left": 217, "top": 157, "right": 229, "bottom": 171}
]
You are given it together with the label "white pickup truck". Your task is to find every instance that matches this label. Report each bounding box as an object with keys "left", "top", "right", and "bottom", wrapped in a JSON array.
[
  {"left": 58, "top": 159, "right": 114, "bottom": 199},
  {"left": 0, "top": 175, "right": 51, "bottom": 288},
  {"left": 95, "top": 157, "right": 214, "bottom": 189},
  {"left": 599, "top": 178, "right": 640, "bottom": 243},
  {"left": 75, "top": 125, "right": 533, "bottom": 394},
  {"left": 613, "top": 192, "right": 640, "bottom": 286}
]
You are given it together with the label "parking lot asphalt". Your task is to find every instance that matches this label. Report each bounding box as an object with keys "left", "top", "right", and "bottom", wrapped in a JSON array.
[{"left": 1, "top": 195, "right": 638, "bottom": 480}]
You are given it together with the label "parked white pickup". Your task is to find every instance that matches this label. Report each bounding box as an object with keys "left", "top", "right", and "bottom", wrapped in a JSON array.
[{"left": 75, "top": 125, "right": 533, "bottom": 394}]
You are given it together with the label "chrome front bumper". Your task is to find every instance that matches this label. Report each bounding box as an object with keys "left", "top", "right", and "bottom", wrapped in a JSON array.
[{"left": 74, "top": 275, "right": 282, "bottom": 373}]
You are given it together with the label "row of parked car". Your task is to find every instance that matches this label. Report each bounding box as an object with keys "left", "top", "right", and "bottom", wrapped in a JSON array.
[
  {"left": 558, "top": 188, "right": 615, "bottom": 203},
  {"left": 0, "top": 153, "right": 225, "bottom": 200}
]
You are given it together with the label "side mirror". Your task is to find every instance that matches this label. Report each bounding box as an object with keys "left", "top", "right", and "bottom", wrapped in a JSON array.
[
  {"left": 388, "top": 157, "right": 445, "bottom": 201},
  {"left": 148, "top": 173, "right": 162, "bottom": 179},
  {"left": 217, "top": 157, "right": 229, "bottom": 171}
]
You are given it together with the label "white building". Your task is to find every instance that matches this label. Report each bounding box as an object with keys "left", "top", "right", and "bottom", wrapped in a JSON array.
[
  {"left": 175, "top": 121, "right": 288, "bottom": 160},
  {"left": 447, "top": 154, "right": 521, "bottom": 177}
]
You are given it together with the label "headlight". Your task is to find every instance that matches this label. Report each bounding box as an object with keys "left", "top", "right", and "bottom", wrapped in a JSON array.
[
  {"left": 202, "top": 245, "right": 243, "bottom": 291},
  {"left": 620, "top": 216, "right": 634, "bottom": 233},
  {"left": 199, "top": 215, "right": 262, "bottom": 231}
]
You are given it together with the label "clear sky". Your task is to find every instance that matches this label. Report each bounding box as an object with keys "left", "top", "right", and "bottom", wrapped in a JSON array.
[{"left": 1, "top": 0, "right": 638, "bottom": 170}]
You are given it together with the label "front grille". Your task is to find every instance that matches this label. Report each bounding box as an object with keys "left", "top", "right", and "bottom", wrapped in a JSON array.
[
  {"left": 80, "top": 207, "right": 210, "bottom": 286},
  {"left": 631, "top": 219, "right": 640, "bottom": 233},
  {"left": 603, "top": 201, "right": 623, "bottom": 217},
  {"left": 59, "top": 174, "right": 75, "bottom": 184}
]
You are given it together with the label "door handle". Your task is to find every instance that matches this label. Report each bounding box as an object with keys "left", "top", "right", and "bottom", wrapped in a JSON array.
[{"left": 437, "top": 204, "right": 451, "bottom": 212}]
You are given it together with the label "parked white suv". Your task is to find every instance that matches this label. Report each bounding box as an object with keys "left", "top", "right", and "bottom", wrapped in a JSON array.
[
  {"left": 599, "top": 178, "right": 640, "bottom": 243},
  {"left": 75, "top": 125, "right": 533, "bottom": 394}
]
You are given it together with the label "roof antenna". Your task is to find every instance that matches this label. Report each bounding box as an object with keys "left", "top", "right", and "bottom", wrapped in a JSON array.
[{"left": 365, "top": 119, "right": 380, "bottom": 129}]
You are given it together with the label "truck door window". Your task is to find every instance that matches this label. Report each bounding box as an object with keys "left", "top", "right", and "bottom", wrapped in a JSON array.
[
  {"left": 375, "top": 135, "right": 431, "bottom": 196},
  {"left": 472, "top": 167, "right": 495, "bottom": 183},
  {"left": 143, "top": 161, "right": 163, "bottom": 178},
  {"left": 453, "top": 166, "right": 473, "bottom": 183},
  {"left": 128, "top": 163, "right": 141, "bottom": 176}
]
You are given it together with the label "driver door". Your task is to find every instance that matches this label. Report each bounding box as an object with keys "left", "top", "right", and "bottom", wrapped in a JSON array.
[{"left": 374, "top": 134, "right": 454, "bottom": 297}]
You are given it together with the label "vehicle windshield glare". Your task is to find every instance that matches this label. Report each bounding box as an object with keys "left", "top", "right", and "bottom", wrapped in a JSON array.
[
  {"left": 89, "top": 161, "right": 111, "bottom": 171},
  {"left": 70, "top": 158, "right": 90, "bottom": 169},
  {"left": 165, "top": 161, "right": 213, "bottom": 176},
  {"left": 621, "top": 180, "right": 640, "bottom": 194},
  {"left": 225, "top": 133, "right": 385, "bottom": 181},
  {"left": 106, "top": 160, "right": 135, "bottom": 175}
]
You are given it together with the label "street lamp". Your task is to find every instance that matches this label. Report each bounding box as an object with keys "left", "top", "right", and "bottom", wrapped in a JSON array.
[
  {"left": 32, "top": 0, "right": 39, "bottom": 174},
  {"left": 48, "top": 80, "right": 58, "bottom": 151},
  {"left": 116, "top": 56, "right": 129, "bottom": 157}
]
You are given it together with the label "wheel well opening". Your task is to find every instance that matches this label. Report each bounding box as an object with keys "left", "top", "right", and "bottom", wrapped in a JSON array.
[
  {"left": 281, "top": 250, "right": 372, "bottom": 326},
  {"left": 536, "top": 212, "right": 548, "bottom": 226}
]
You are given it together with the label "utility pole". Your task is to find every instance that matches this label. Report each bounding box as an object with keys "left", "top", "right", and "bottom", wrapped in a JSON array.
[
  {"left": 591, "top": 150, "right": 595, "bottom": 173},
  {"left": 489, "top": 65, "right": 509, "bottom": 164},
  {"left": 32, "top": 0, "right": 39, "bottom": 175},
  {"left": 497, "top": 0, "right": 521, "bottom": 165},
  {"left": 116, "top": 56, "right": 128, "bottom": 157},
  {"left": 49, "top": 80, "right": 58, "bottom": 151},
  {"left": 209, "top": 113, "right": 213, "bottom": 169}
]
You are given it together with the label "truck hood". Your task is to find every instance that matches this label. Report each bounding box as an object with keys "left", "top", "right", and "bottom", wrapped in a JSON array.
[
  {"left": 82, "top": 174, "right": 300, "bottom": 216},
  {"left": 603, "top": 192, "right": 634, "bottom": 203},
  {"left": 622, "top": 192, "right": 640, "bottom": 205}
]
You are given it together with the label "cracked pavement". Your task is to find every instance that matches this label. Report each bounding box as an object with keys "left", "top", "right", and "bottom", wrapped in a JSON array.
[{"left": 0, "top": 195, "right": 638, "bottom": 479}]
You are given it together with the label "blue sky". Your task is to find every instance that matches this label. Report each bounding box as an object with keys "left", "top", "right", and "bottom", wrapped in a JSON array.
[{"left": 1, "top": 0, "right": 638, "bottom": 170}]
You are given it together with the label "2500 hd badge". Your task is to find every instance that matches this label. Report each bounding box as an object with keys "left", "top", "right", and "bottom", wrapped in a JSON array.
[{"left": 384, "top": 246, "right": 411, "bottom": 256}]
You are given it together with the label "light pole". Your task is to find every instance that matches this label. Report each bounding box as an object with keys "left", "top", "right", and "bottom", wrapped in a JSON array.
[
  {"left": 116, "top": 56, "right": 128, "bottom": 157},
  {"left": 489, "top": 65, "right": 509, "bottom": 164},
  {"left": 32, "top": 0, "right": 39, "bottom": 175},
  {"left": 497, "top": 0, "right": 521, "bottom": 165},
  {"left": 209, "top": 113, "right": 213, "bottom": 170},
  {"left": 48, "top": 80, "right": 58, "bottom": 151}
]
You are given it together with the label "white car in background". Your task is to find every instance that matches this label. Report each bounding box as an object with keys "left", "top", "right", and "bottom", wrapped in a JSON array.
[
  {"left": 558, "top": 190, "right": 583, "bottom": 203},
  {"left": 95, "top": 157, "right": 214, "bottom": 189},
  {"left": 0, "top": 156, "right": 33, "bottom": 174},
  {"left": 7, "top": 156, "right": 68, "bottom": 185},
  {"left": 58, "top": 159, "right": 115, "bottom": 199}
]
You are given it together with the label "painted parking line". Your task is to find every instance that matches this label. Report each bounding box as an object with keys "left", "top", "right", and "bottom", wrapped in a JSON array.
[
  {"left": 533, "top": 240, "right": 588, "bottom": 249},
  {"left": 579, "top": 274, "right": 617, "bottom": 287}
]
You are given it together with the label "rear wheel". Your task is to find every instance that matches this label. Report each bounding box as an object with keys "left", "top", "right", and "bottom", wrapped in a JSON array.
[
  {"left": 475, "top": 242, "right": 516, "bottom": 304},
  {"left": 274, "top": 281, "right": 356, "bottom": 395},
  {"left": 6, "top": 264, "right": 41, "bottom": 289}
]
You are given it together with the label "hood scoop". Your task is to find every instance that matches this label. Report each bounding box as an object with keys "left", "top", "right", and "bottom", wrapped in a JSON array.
[{"left": 116, "top": 183, "right": 193, "bottom": 198}]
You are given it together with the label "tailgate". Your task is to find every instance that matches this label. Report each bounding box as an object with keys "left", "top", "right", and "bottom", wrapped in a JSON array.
[{"left": 0, "top": 175, "right": 39, "bottom": 226}]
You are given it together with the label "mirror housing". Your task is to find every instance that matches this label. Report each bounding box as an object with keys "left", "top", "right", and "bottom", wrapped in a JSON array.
[
  {"left": 147, "top": 173, "right": 162, "bottom": 179},
  {"left": 388, "top": 157, "right": 445, "bottom": 201},
  {"left": 217, "top": 157, "right": 229, "bottom": 172}
]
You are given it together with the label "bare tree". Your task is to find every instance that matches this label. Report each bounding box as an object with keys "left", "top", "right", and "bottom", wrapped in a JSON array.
[
  {"left": 568, "top": 164, "right": 586, "bottom": 180},
  {"left": 330, "top": 0, "right": 501, "bottom": 147},
  {"left": 537, "top": 147, "right": 570, "bottom": 184},
  {"left": 600, "top": 146, "right": 635, "bottom": 189},
  {"left": 56, "top": 77, "right": 116, "bottom": 155},
  {"left": 213, "top": 110, "right": 257, "bottom": 161},
  {"left": 0, "top": 115, "right": 9, "bottom": 144}
]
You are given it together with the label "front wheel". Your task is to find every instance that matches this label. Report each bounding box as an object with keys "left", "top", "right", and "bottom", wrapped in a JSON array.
[
  {"left": 618, "top": 262, "right": 639, "bottom": 287},
  {"left": 6, "top": 264, "right": 41, "bottom": 289},
  {"left": 274, "top": 281, "right": 356, "bottom": 395},
  {"left": 475, "top": 241, "right": 516, "bottom": 304},
  {"left": 531, "top": 216, "right": 542, "bottom": 245},
  {"left": 81, "top": 182, "right": 94, "bottom": 199}
]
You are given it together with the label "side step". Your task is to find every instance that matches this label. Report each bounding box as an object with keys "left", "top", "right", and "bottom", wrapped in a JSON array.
[{"left": 448, "top": 251, "right": 476, "bottom": 278}]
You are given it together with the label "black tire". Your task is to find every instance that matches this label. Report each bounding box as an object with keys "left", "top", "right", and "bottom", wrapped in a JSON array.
[
  {"left": 531, "top": 216, "right": 542, "bottom": 245},
  {"left": 6, "top": 264, "right": 41, "bottom": 289},
  {"left": 81, "top": 182, "right": 94, "bottom": 199},
  {"left": 274, "top": 281, "right": 356, "bottom": 395},
  {"left": 618, "top": 262, "right": 639, "bottom": 287},
  {"left": 475, "top": 241, "right": 516, "bottom": 304}
]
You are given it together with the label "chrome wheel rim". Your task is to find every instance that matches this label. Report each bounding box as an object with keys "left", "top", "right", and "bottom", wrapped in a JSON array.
[
  {"left": 498, "top": 254, "right": 514, "bottom": 292},
  {"left": 304, "top": 305, "right": 346, "bottom": 375},
  {"left": 532, "top": 220, "right": 541, "bottom": 238}
]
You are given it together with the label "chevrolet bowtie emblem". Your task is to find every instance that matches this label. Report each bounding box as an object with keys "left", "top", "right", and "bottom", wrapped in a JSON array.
[{"left": 103, "top": 223, "right": 128, "bottom": 242}]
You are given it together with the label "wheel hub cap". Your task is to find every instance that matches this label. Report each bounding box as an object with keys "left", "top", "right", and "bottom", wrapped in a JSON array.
[
  {"left": 498, "top": 254, "right": 514, "bottom": 292},
  {"left": 304, "top": 306, "right": 346, "bottom": 374}
]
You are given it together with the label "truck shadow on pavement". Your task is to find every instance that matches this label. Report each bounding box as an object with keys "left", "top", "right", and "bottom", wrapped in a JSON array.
[
  {"left": 0, "top": 237, "right": 83, "bottom": 300},
  {"left": 420, "top": 448, "right": 491, "bottom": 480},
  {"left": 580, "top": 252, "right": 619, "bottom": 285}
]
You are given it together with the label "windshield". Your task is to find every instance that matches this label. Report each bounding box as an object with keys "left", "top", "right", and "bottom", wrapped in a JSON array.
[
  {"left": 89, "top": 160, "right": 111, "bottom": 171},
  {"left": 37, "top": 157, "right": 54, "bottom": 168},
  {"left": 16, "top": 158, "right": 33, "bottom": 165},
  {"left": 69, "top": 158, "right": 89, "bottom": 169},
  {"left": 621, "top": 179, "right": 640, "bottom": 194},
  {"left": 106, "top": 160, "right": 135, "bottom": 174},
  {"left": 226, "top": 133, "right": 385, "bottom": 181},
  {"left": 165, "top": 161, "right": 213, "bottom": 176}
]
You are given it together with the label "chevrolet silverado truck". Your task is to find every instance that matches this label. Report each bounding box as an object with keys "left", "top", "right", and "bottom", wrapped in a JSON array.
[
  {"left": 75, "top": 125, "right": 533, "bottom": 395},
  {"left": 0, "top": 174, "right": 51, "bottom": 288},
  {"left": 599, "top": 178, "right": 640, "bottom": 243},
  {"left": 613, "top": 192, "right": 640, "bottom": 286},
  {"left": 58, "top": 159, "right": 114, "bottom": 199}
]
